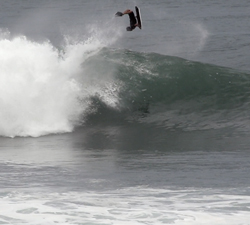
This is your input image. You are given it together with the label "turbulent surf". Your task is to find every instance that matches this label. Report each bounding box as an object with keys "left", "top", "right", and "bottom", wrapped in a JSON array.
[{"left": 1, "top": 35, "right": 250, "bottom": 137}]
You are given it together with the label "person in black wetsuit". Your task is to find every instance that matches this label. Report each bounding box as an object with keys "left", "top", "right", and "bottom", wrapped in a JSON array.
[{"left": 115, "top": 9, "right": 139, "bottom": 31}]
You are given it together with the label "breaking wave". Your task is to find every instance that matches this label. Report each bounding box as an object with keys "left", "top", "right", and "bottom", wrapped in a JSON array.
[{"left": 1, "top": 33, "right": 250, "bottom": 137}]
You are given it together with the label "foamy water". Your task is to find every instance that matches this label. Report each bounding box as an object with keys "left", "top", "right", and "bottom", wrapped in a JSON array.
[
  {"left": 1, "top": 188, "right": 250, "bottom": 225},
  {"left": 0, "top": 28, "right": 122, "bottom": 137}
]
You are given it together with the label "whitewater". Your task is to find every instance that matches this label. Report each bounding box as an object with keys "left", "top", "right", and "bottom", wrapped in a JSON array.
[{"left": 0, "top": 29, "right": 123, "bottom": 137}]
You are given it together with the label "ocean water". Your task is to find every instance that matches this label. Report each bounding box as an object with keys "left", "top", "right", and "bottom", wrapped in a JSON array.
[{"left": 0, "top": 0, "right": 250, "bottom": 224}]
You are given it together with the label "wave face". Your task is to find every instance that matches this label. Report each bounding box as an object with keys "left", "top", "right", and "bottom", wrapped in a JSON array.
[
  {"left": 1, "top": 35, "right": 250, "bottom": 137},
  {"left": 84, "top": 48, "right": 250, "bottom": 132}
]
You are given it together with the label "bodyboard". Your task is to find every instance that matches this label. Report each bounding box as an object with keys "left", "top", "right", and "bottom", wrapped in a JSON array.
[{"left": 135, "top": 6, "right": 142, "bottom": 29}]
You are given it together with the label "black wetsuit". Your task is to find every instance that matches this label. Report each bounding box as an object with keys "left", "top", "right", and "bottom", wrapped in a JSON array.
[{"left": 128, "top": 11, "right": 137, "bottom": 30}]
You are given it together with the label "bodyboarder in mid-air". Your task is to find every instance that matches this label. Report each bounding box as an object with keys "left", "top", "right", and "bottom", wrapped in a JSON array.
[{"left": 115, "top": 9, "right": 141, "bottom": 31}]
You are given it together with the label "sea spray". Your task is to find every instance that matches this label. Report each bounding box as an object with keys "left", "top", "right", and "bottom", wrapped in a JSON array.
[{"left": 0, "top": 34, "right": 120, "bottom": 137}]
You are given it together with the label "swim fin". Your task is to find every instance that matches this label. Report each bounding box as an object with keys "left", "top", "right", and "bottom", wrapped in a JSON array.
[{"left": 115, "top": 12, "right": 123, "bottom": 17}]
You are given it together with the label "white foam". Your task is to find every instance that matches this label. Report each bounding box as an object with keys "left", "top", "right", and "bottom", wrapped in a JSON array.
[
  {"left": 1, "top": 188, "right": 250, "bottom": 225},
  {"left": 0, "top": 29, "right": 122, "bottom": 138}
]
